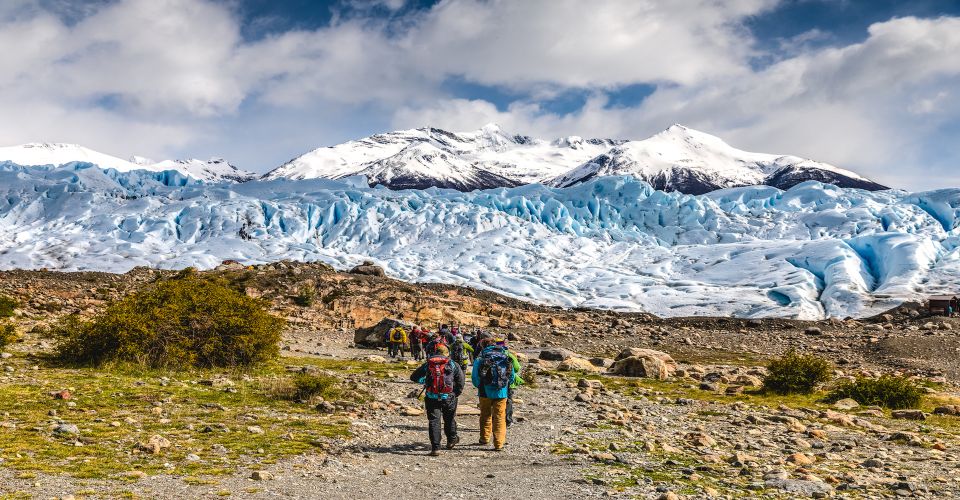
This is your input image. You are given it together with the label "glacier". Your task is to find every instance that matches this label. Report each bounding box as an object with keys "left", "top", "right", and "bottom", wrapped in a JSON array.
[{"left": 1, "top": 161, "right": 958, "bottom": 320}]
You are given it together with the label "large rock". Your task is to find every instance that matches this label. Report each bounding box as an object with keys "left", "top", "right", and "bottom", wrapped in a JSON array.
[
  {"left": 608, "top": 348, "right": 676, "bottom": 379},
  {"left": 353, "top": 317, "right": 414, "bottom": 347},
  {"left": 558, "top": 357, "right": 602, "bottom": 373},
  {"left": 539, "top": 348, "right": 575, "bottom": 361},
  {"left": 349, "top": 261, "right": 386, "bottom": 278}
]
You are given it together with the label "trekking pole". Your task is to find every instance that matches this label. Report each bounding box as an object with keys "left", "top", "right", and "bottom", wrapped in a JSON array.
[{"left": 417, "top": 387, "right": 426, "bottom": 400}]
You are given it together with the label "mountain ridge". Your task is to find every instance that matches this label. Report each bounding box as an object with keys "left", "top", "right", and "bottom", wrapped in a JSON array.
[{"left": 0, "top": 125, "right": 888, "bottom": 193}]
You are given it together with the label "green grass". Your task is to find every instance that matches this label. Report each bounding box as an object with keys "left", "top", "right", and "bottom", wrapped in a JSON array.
[{"left": 0, "top": 357, "right": 360, "bottom": 479}]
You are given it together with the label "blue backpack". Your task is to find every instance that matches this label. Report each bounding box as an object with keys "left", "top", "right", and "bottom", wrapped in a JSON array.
[{"left": 479, "top": 347, "right": 512, "bottom": 389}]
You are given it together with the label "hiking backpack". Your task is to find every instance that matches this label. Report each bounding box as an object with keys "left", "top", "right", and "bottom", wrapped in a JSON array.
[
  {"left": 450, "top": 340, "right": 465, "bottom": 364},
  {"left": 426, "top": 356, "right": 453, "bottom": 395},
  {"left": 479, "top": 347, "right": 512, "bottom": 389}
]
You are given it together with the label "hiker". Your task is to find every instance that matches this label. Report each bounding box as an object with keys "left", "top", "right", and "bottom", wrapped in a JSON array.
[
  {"left": 410, "top": 327, "right": 427, "bottom": 361},
  {"left": 425, "top": 331, "right": 447, "bottom": 357},
  {"left": 439, "top": 324, "right": 454, "bottom": 345},
  {"left": 388, "top": 325, "right": 408, "bottom": 359},
  {"left": 502, "top": 339, "right": 524, "bottom": 427},
  {"left": 410, "top": 345, "right": 464, "bottom": 456},
  {"left": 472, "top": 338, "right": 516, "bottom": 451},
  {"left": 450, "top": 333, "right": 473, "bottom": 370},
  {"left": 470, "top": 330, "right": 490, "bottom": 362}
]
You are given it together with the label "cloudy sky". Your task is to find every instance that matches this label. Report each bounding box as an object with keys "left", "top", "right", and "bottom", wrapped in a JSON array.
[{"left": 1, "top": 0, "right": 959, "bottom": 190}]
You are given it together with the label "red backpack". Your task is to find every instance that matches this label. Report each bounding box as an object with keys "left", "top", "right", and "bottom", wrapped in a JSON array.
[{"left": 426, "top": 356, "right": 453, "bottom": 395}]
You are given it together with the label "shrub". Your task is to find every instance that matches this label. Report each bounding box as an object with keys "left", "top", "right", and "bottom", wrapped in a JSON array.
[
  {"left": 294, "top": 285, "right": 316, "bottom": 307},
  {"left": 51, "top": 275, "right": 285, "bottom": 369},
  {"left": 763, "top": 350, "right": 832, "bottom": 395},
  {"left": 292, "top": 373, "right": 343, "bottom": 401},
  {"left": 826, "top": 376, "right": 923, "bottom": 409},
  {"left": 0, "top": 322, "right": 16, "bottom": 349},
  {"left": 0, "top": 295, "right": 16, "bottom": 318}
]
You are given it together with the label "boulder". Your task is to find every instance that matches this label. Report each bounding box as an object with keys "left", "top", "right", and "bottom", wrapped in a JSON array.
[
  {"left": 539, "top": 348, "right": 576, "bottom": 361},
  {"left": 608, "top": 349, "right": 676, "bottom": 379},
  {"left": 354, "top": 317, "right": 415, "bottom": 347},
  {"left": 558, "top": 357, "right": 602, "bottom": 373},
  {"left": 349, "top": 261, "right": 386, "bottom": 278},
  {"left": 891, "top": 409, "right": 926, "bottom": 421}
]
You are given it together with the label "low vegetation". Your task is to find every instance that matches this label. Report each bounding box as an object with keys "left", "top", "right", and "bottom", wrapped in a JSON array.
[
  {"left": 50, "top": 274, "right": 285, "bottom": 369},
  {"left": 826, "top": 375, "right": 924, "bottom": 409},
  {"left": 294, "top": 285, "right": 316, "bottom": 307},
  {"left": 0, "top": 294, "right": 16, "bottom": 318},
  {"left": 0, "top": 321, "right": 17, "bottom": 349},
  {"left": 763, "top": 350, "right": 832, "bottom": 395},
  {"left": 0, "top": 359, "right": 353, "bottom": 479}
]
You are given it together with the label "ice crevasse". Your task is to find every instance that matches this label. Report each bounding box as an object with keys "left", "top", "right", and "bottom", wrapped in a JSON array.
[{"left": 1, "top": 161, "right": 959, "bottom": 320}]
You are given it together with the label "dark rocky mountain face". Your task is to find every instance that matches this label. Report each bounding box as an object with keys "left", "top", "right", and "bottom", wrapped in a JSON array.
[{"left": 764, "top": 166, "right": 888, "bottom": 191}]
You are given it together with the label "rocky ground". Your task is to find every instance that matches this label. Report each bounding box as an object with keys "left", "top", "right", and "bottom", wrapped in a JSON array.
[{"left": 1, "top": 265, "right": 959, "bottom": 498}]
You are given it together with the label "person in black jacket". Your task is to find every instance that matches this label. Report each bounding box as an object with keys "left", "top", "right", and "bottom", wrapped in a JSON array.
[{"left": 409, "top": 345, "right": 465, "bottom": 455}]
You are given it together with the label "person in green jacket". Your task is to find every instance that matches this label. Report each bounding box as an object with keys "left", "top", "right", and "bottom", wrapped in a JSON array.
[{"left": 500, "top": 339, "right": 523, "bottom": 427}]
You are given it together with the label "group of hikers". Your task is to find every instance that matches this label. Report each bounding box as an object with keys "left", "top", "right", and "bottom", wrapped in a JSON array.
[{"left": 388, "top": 323, "right": 522, "bottom": 455}]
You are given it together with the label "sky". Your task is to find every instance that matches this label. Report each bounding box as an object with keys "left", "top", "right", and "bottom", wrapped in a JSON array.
[{"left": 1, "top": 0, "right": 959, "bottom": 190}]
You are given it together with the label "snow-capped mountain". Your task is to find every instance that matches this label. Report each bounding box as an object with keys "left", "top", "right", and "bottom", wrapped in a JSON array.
[
  {"left": 352, "top": 142, "right": 520, "bottom": 191},
  {"left": 150, "top": 158, "right": 256, "bottom": 183},
  {"left": 262, "top": 124, "right": 620, "bottom": 189},
  {"left": 0, "top": 162, "right": 955, "bottom": 320},
  {"left": 0, "top": 143, "right": 150, "bottom": 173},
  {"left": 264, "top": 124, "right": 885, "bottom": 194},
  {"left": 549, "top": 125, "right": 887, "bottom": 194},
  {"left": 0, "top": 143, "right": 253, "bottom": 183}
]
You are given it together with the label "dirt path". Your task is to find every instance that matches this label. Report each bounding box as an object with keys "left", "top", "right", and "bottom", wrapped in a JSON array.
[{"left": 0, "top": 344, "right": 608, "bottom": 499}]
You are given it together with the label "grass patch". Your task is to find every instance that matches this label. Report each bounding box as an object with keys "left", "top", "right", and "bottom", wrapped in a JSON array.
[
  {"left": 826, "top": 376, "right": 924, "bottom": 409},
  {"left": 0, "top": 358, "right": 356, "bottom": 479}
]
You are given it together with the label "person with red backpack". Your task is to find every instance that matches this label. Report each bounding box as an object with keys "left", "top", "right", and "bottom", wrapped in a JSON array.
[
  {"left": 471, "top": 338, "right": 516, "bottom": 451},
  {"left": 409, "top": 344, "right": 464, "bottom": 456}
]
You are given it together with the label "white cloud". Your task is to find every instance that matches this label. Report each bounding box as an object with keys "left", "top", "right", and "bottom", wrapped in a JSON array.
[
  {"left": 0, "top": 1, "right": 958, "bottom": 189},
  {"left": 394, "top": 15, "right": 960, "bottom": 190}
]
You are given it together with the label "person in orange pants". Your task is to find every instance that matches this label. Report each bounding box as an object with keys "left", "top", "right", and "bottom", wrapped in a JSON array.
[{"left": 472, "top": 339, "right": 515, "bottom": 450}]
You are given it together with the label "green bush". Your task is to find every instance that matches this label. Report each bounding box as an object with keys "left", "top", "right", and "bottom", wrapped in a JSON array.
[
  {"left": 763, "top": 350, "right": 832, "bottom": 395},
  {"left": 294, "top": 285, "right": 316, "bottom": 307},
  {"left": 0, "top": 295, "right": 16, "bottom": 318},
  {"left": 826, "top": 376, "right": 923, "bottom": 409},
  {"left": 0, "top": 322, "right": 16, "bottom": 349},
  {"left": 292, "top": 373, "right": 343, "bottom": 401},
  {"left": 51, "top": 275, "right": 285, "bottom": 369}
]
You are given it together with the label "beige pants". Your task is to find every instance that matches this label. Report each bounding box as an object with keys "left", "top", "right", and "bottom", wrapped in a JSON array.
[{"left": 479, "top": 397, "right": 507, "bottom": 449}]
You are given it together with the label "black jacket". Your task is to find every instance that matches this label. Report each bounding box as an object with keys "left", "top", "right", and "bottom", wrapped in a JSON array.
[{"left": 410, "top": 355, "right": 465, "bottom": 397}]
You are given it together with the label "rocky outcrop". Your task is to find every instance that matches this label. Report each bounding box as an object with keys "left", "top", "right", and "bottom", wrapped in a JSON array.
[
  {"left": 608, "top": 348, "right": 677, "bottom": 379},
  {"left": 349, "top": 261, "right": 386, "bottom": 278},
  {"left": 353, "top": 317, "right": 414, "bottom": 347}
]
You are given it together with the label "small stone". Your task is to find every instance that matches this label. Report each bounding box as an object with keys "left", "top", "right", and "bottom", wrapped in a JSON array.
[
  {"left": 247, "top": 426, "right": 265, "bottom": 434},
  {"left": 686, "top": 432, "right": 717, "bottom": 448},
  {"left": 401, "top": 407, "right": 424, "bottom": 416},
  {"left": 53, "top": 423, "right": 79, "bottom": 436},
  {"left": 787, "top": 452, "right": 815, "bottom": 466},
  {"left": 891, "top": 409, "right": 925, "bottom": 421},
  {"left": 185, "top": 453, "right": 200, "bottom": 462},
  {"left": 804, "top": 327, "right": 822, "bottom": 335},
  {"left": 832, "top": 398, "right": 859, "bottom": 410},
  {"left": 250, "top": 470, "right": 272, "bottom": 481},
  {"left": 138, "top": 435, "right": 171, "bottom": 454},
  {"left": 50, "top": 390, "right": 72, "bottom": 400}
]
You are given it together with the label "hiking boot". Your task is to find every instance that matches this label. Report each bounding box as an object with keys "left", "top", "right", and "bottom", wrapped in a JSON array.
[
  {"left": 428, "top": 449, "right": 440, "bottom": 457},
  {"left": 446, "top": 436, "right": 460, "bottom": 450},
  {"left": 477, "top": 440, "right": 489, "bottom": 446}
]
